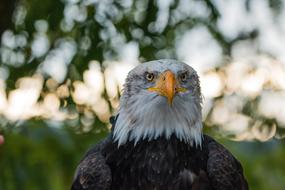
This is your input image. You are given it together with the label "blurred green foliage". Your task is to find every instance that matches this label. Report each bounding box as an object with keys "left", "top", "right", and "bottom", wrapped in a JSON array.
[
  {"left": 1, "top": 0, "right": 285, "bottom": 189},
  {"left": 0, "top": 120, "right": 109, "bottom": 190}
]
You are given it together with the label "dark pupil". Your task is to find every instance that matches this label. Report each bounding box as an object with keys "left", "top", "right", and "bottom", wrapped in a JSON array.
[
  {"left": 182, "top": 74, "right": 186, "bottom": 80},
  {"left": 147, "top": 74, "right": 153, "bottom": 80}
]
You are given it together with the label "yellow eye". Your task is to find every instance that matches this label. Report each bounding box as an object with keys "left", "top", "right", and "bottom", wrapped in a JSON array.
[
  {"left": 180, "top": 73, "right": 188, "bottom": 82},
  {"left": 145, "top": 73, "right": 154, "bottom": 81}
]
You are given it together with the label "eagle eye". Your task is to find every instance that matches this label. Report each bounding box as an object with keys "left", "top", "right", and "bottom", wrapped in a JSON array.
[
  {"left": 145, "top": 72, "right": 154, "bottom": 81},
  {"left": 180, "top": 72, "right": 188, "bottom": 82}
]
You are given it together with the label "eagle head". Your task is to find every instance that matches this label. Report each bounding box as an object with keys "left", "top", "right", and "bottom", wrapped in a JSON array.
[{"left": 113, "top": 59, "right": 203, "bottom": 147}]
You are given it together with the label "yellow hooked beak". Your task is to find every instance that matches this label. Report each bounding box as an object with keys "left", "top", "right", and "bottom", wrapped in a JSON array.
[{"left": 148, "top": 70, "right": 187, "bottom": 105}]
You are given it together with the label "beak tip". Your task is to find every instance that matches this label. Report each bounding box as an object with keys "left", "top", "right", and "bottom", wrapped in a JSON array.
[{"left": 167, "top": 98, "right": 173, "bottom": 106}]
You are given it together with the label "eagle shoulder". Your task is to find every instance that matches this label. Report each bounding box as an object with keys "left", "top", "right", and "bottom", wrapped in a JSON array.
[
  {"left": 71, "top": 136, "right": 112, "bottom": 190},
  {"left": 203, "top": 135, "right": 248, "bottom": 190}
]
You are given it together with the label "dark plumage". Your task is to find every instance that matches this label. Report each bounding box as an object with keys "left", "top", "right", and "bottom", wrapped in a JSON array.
[{"left": 71, "top": 117, "right": 248, "bottom": 190}]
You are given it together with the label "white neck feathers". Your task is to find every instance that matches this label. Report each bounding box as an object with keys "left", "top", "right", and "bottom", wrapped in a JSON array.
[{"left": 113, "top": 93, "right": 203, "bottom": 147}]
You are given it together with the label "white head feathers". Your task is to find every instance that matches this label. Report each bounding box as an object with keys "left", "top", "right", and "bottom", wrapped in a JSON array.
[{"left": 113, "top": 59, "right": 203, "bottom": 147}]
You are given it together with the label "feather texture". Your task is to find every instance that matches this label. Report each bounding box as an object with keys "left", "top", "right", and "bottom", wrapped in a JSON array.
[{"left": 71, "top": 132, "right": 248, "bottom": 190}]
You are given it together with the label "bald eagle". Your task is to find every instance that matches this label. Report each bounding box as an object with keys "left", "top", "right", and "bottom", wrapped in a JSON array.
[{"left": 71, "top": 59, "right": 248, "bottom": 190}]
